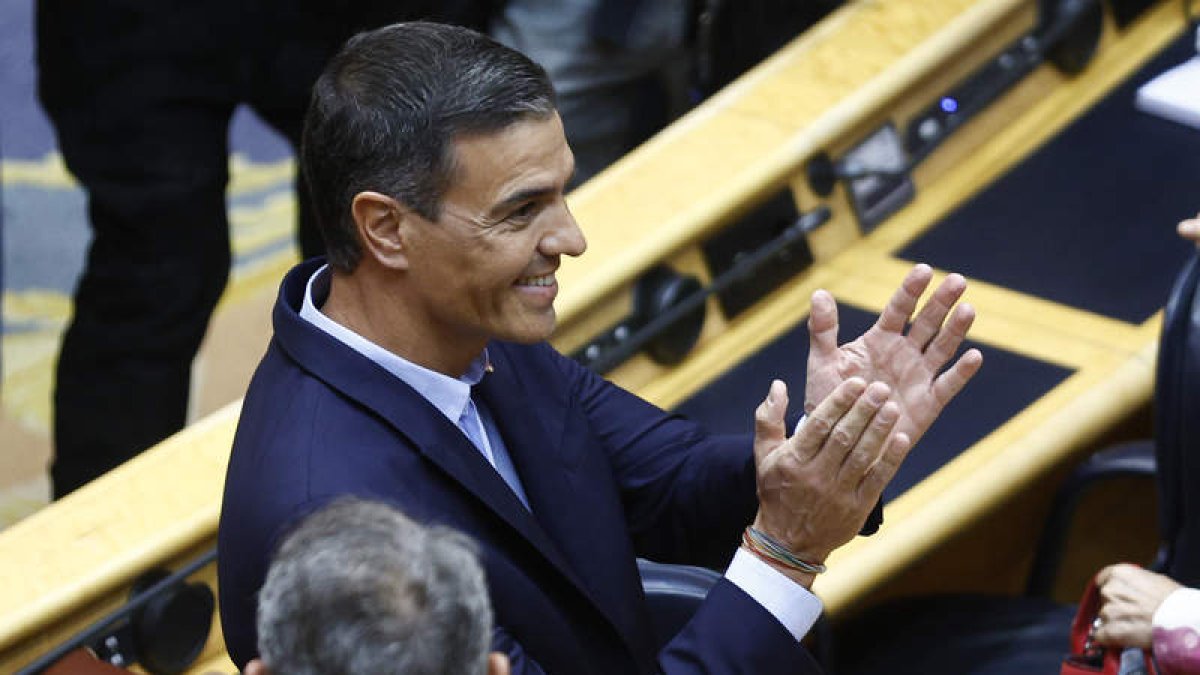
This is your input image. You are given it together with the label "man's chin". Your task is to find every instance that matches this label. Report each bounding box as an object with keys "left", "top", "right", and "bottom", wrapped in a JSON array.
[
  {"left": 500, "top": 315, "right": 556, "bottom": 345},
  {"left": 510, "top": 327, "right": 555, "bottom": 345}
]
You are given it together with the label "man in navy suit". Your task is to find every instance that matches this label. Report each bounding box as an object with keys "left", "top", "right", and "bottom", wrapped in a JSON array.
[{"left": 218, "top": 21, "right": 983, "bottom": 673}]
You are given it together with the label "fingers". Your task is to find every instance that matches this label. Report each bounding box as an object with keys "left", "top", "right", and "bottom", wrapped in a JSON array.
[
  {"left": 1095, "top": 563, "right": 1119, "bottom": 586},
  {"left": 906, "top": 273, "right": 967, "bottom": 349},
  {"left": 931, "top": 348, "right": 983, "bottom": 407},
  {"left": 753, "top": 380, "right": 790, "bottom": 467},
  {"left": 923, "top": 302, "right": 975, "bottom": 371},
  {"left": 816, "top": 381, "right": 891, "bottom": 471},
  {"left": 794, "top": 377, "right": 866, "bottom": 461},
  {"left": 1095, "top": 593, "right": 1156, "bottom": 649},
  {"left": 1098, "top": 565, "right": 1181, "bottom": 606},
  {"left": 1094, "top": 613, "right": 1153, "bottom": 649},
  {"left": 877, "top": 267, "right": 975, "bottom": 369},
  {"left": 1097, "top": 563, "right": 1141, "bottom": 589},
  {"left": 1098, "top": 564, "right": 1150, "bottom": 605},
  {"left": 808, "top": 289, "right": 840, "bottom": 359},
  {"left": 797, "top": 379, "right": 895, "bottom": 481},
  {"left": 1092, "top": 564, "right": 1179, "bottom": 648},
  {"left": 875, "top": 264, "right": 933, "bottom": 333},
  {"left": 860, "top": 430, "right": 912, "bottom": 499},
  {"left": 753, "top": 380, "right": 914, "bottom": 566},
  {"left": 839, "top": 399, "right": 900, "bottom": 481}
]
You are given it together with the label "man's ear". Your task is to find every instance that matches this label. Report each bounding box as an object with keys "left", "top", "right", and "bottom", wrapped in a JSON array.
[
  {"left": 351, "top": 191, "right": 411, "bottom": 270},
  {"left": 487, "top": 652, "right": 510, "bottom": 675},
  {"left": 243, "top": 657, "right": 271, "bottom": 675}
]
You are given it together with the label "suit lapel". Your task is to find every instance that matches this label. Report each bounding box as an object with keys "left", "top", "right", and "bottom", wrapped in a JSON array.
[
  {"left": 327, "top": 361, "right": 574, "bottom": 574},
  {"left": 478, "top": 345, "right": 650, "bottom": 657},
  {"left": 273, "top": 262, "right": 647, "bottom": 665},
  {"left": 272, "top": 261, "right": 570, "bottom": 576}
]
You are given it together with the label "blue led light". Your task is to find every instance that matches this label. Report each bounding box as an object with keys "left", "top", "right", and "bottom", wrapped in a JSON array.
[{"left": 939, "top": 97, "right": 959, "bottom": 114}]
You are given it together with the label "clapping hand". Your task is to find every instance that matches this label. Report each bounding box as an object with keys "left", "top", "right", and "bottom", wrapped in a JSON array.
[
  {"left": 750, "top": 377, "right": 907, "bottom": 587},
  {"left": 805, "top": 264, "right": 983, "bottom": 448}
]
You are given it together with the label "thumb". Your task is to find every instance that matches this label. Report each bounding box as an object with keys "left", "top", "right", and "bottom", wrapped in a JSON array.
[{"left": 753, "top": 379, "right": 789, "bottom": 465}]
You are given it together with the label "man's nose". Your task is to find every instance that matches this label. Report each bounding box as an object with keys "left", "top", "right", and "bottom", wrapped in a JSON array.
[{"left": 540, "top": 202, "right": 587, "bottom": 257}]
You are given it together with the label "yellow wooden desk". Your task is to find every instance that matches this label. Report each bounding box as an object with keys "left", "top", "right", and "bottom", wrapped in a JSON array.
[{"left": 3, "top": 0, "right": 1194, "bottom": 671}]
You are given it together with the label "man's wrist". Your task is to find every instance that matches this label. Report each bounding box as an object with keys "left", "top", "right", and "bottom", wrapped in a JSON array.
[
  {"left": 743, "top": 526, "right": 827, "bottom": 574},
  {"left": 725, "top": 548, "right": 824, "bottom": 642},
  {"left": 740, "top": 544, "right": 817, "bottom": 589},
  {"left": 749, "top": 513, "right": 831, "bottom": 568}
]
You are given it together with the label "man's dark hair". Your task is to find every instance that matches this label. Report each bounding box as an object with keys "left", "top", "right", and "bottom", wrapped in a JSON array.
[{"left": 301, "top": 21, "right": 557, "bottom": 271}]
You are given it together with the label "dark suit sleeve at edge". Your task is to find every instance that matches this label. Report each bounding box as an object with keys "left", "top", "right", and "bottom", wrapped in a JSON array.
[
  {"left": 554, "top": 345, "right": 758, "bottom": 567},
  {"left": 495, "top": 581, "right": 820, "bottom": 675},
  {"left": 660, "top": 579, "right": 823, "bottom": 674}
]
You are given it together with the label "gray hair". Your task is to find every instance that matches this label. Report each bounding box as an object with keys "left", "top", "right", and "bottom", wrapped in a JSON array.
[
  {"left": 301, "top": 21, "right": 557, "bottom": 271},
  {"left": 255, "top": 498, "right": 493, "bottom": 675}
]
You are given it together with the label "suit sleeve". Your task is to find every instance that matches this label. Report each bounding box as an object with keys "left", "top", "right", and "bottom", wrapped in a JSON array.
[
  {"left": 495, "top": 584, "right": 823, "bottom": 675},
  {"left": 537, "top": 345, "right": 825, "bottom": 673},
  {"left": 558, "top": 349, "right": 758, "bottom": 568},
  {"left": 660, "top": 579, "right": 824, "bottom": 674}
]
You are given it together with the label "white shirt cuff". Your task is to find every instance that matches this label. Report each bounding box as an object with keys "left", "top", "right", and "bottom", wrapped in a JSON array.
[
  {"left": 1153, "top": 587, "right": 1200, "bottom": 630},
  {"left": 724, "top": 547, "right": 824, "bottom": 642}
]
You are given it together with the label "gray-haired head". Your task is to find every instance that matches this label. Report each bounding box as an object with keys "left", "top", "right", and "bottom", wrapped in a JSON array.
[
  {"left": 301, "top": 21, "right": 557, "bottom": 272},
  {"left": 255, "top": 497, "right": 493, "bottom": 675}
]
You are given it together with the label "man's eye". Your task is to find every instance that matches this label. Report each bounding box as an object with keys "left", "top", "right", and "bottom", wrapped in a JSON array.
[{"left": 507, "top": 202, "right": 540, "bottom": 223}]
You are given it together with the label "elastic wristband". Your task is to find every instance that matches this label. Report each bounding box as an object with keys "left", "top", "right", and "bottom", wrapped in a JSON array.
[{"left": 742, "top": 526, "right": 827, "bottom": 575}]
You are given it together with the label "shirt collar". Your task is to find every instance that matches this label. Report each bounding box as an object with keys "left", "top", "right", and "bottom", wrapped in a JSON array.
[{"left": 299, "top": 264, "right": 488, "bottom": 424}]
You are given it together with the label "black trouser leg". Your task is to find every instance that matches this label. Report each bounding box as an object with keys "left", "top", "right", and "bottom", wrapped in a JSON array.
[
  {"left": 38, "top": 0, "right": 238, "bottom": 496},
  {"left": 50, "top": 158, "right": 232, "bottom": 496}
]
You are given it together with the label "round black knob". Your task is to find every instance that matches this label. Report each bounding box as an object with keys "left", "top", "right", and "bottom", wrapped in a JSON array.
[
  {"left": 634, "top": 266, "right": 706, "bottom": 366},
  {"left": 128, "top": 569, "right": 215, "bottom": 675},
  {"left": 1040, "top": 0, "right": 1103, "bottom": 75}
]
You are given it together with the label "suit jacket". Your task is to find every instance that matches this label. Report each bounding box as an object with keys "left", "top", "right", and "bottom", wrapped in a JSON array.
[{"left": 218, "top": 258, "right": 821, "bottom": 673}]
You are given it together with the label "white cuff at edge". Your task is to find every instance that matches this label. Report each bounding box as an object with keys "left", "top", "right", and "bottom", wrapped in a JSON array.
[
  {"left": 725, "top": 547, "right": 824, "bottom": 643},
  {"left": 1153, "top": 587, "right": 1200, "bottom": 630}
]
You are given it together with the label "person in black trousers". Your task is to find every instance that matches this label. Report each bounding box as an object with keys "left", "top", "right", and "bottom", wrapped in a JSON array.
[{"left": 36, "top": 0, "right": 493, "bottom": 497}]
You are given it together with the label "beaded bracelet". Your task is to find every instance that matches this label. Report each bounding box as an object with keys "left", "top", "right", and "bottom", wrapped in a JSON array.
[{"left": 742, "top": 526, "right": 828, "bottom": 575}]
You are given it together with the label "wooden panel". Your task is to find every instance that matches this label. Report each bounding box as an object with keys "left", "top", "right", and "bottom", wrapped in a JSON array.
[
  {"left": 553, "top": 0, "right": 1032, "bottom": 330},
  {"left": 0, "top": 406, "right": 233, "bottom": 662}
]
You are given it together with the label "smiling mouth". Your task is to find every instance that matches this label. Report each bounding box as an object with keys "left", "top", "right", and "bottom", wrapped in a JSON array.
[{"left": 515, "top": 273, "right": 555, "bottom": 287}]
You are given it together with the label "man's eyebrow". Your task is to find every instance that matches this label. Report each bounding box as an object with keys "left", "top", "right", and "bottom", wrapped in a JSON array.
[
  {"left": 486, "top": 185, "right": 558, "bottom": 219},
  {"left": 485, "top": 160, "right": 576, "bottom": 220}
]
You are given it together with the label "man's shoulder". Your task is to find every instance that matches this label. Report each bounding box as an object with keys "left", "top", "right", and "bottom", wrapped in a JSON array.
[
  {"left": 489, "top": 339, "right": 585, "bottom": 385},
  {"left": 238, "top": 330, "right": 396, "bottom": 434},
  {"left": 232, "top": 356, "right": 415, "bottom": 472},
  {"left": 235, "top": 341, "right": 339, "bottom": 441}
]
